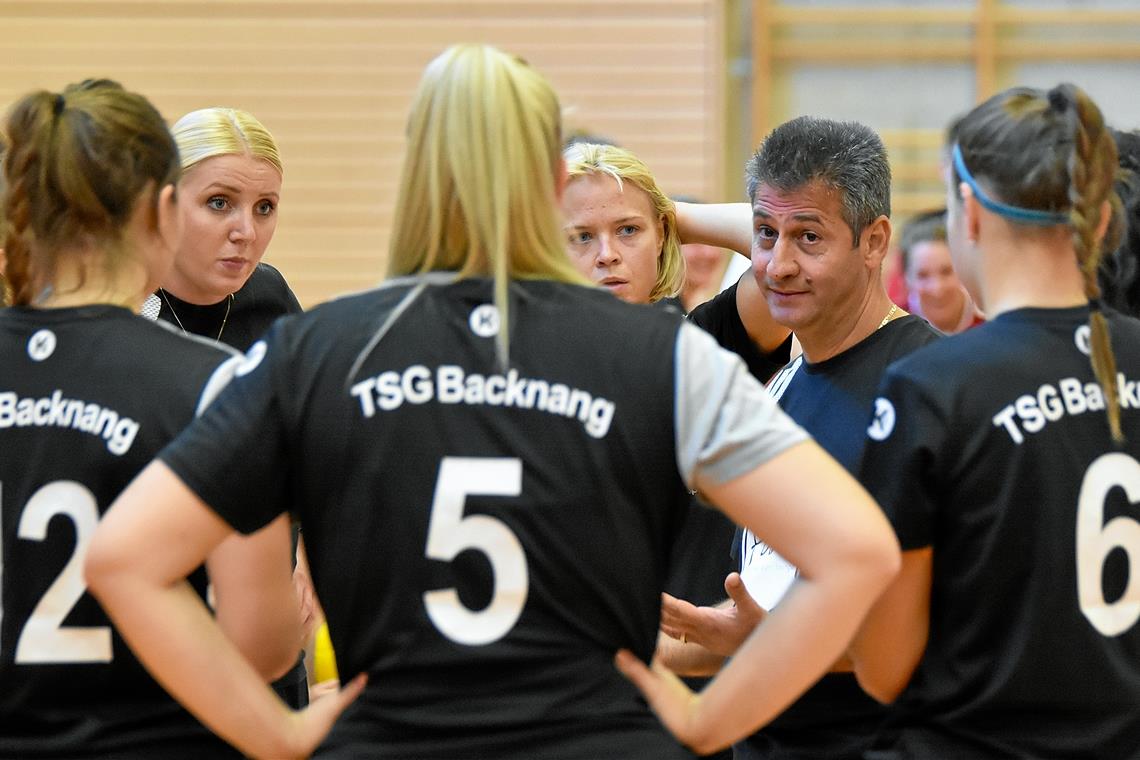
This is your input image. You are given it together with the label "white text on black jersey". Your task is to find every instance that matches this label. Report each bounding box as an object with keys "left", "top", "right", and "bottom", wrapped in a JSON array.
[
  {"left": 992, "top": 372, "right": 1138, "bottom": 444},
  {"left": 0, "top": 389, "right": 139, "bottom": 455},
  {"left": 351, "top": 364, "right": 616, "bottom": 439}
]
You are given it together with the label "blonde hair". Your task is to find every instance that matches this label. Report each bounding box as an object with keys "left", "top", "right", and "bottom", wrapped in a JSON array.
[
  {"left": 563, "top": 142, "right": 685, "bottom": 302},
  {"left": 171, "top": 107, "right": 282, "bottom": 175},
  {"left": 387, "top": 44, "right": 585, "bottom": 362}
]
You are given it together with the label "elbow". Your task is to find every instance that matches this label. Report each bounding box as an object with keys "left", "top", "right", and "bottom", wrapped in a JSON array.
[
  {"left": 854, "top": 663, "right": 907, "bottom": 705},
  {"left": 843, "top": 527, "right": 902, "bottom": 600},
  {"left": 221, "top": 616, "right": 300, "bottom": 682},
  {"left": 83, "top": 530, "right": 125, "bottom": 605},
  {"left": 685, "top": 722, "right": 729, "bottom": 758}
]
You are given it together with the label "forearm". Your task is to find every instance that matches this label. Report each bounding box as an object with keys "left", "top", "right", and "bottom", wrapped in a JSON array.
[
  {"left": 95, "top": 576, "right": 298, "bottom": 758},
  {"left": 688, "top": 569, "right": 891, "bottom": 754},
  {"left": 655, "top": 631, "right": 725, "bottom": 677},
  {"left": 210, "top": 516, "right": 302, "bottom": 681},
  {"left": 675, "top": 202, "right": 752, "bottom": 255}
]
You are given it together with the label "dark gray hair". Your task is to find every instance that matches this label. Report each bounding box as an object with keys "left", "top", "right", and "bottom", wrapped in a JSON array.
[{"left": 745, "top": 116, "right": 891, "bottom": 245}]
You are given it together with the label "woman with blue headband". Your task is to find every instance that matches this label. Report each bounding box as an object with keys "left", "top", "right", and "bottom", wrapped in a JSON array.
[{"left": 848, "top": 83, "right": 1140, "bottom": 758}]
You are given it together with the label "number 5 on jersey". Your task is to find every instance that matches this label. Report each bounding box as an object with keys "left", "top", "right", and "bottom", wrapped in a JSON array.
[{"left": 423, "top": 457, "right": 527, "bottom": 646}]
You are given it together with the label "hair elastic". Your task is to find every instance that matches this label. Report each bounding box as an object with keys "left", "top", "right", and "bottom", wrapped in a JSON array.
[
  {"left": 952, "top": 144, "right": 1070, "bottom": 227},
  {"left": 53, "top": 94, "right": 65, "bottom": 116},
  {"left": 1088, "top": 297, "right": 1103, "bottom": 313}
]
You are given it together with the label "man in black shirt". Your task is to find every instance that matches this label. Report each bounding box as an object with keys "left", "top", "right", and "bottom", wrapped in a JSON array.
[{"left": 662, "top": 116, "right": 941, "bottom": 760}]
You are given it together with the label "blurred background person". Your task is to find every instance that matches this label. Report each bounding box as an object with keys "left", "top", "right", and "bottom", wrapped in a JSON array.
[
  {"left": 673, "top": 195, "right": 751, "bottom": 314},
  {"left": 897, "top": 208, "right": 984, "bottom": 333}
]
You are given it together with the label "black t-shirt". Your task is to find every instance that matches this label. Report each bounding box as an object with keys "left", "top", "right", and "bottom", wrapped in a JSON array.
[
  {"left": 0, "top": 305, "right": 239, "bottom": 759},
  {"left": 688, "top": 281, "right": 792, "bottom": 384},
  {"left": 155, "top": 262, "right": 302, "bottom": 352},
  {"left": 860, "top": 306, "right": 1140, "bottom": 760},
  {"left": 155, "top": 261, "right": 308, "bottom": 706},
  {"left": 159, "top": 273, "right": 807, "bottom": 759},
  {"left": 736, "top": 315, "right": 942, "bottom": 760}
]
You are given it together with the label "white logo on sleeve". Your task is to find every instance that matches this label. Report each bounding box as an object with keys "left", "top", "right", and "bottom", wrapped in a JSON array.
[
  {"left": 27, "top": 330, "right": 57, "bottom": 362},
  {"left": 469, "top": 305, "right": 500, "bottom": 338},
  {"left": 1074, "top": 325, "right": 1091, "bottom": 356},
  {"left": 235, "top": 340, "right": 267, "bottom": 377},
  {"left": 867, "top": 397, "right": 896, "bottom": 441}
]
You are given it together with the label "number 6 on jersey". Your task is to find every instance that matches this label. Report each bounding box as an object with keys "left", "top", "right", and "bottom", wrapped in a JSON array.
[
  {"left": 423, "top": 457, "right": 527, "bottom": 646},
  {"left": 1077, "top": 452, "right": 1140, "bottom": 637}
]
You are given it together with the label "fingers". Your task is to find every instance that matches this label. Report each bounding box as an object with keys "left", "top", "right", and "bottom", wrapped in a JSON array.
[
  {"left": 614, "top": 649, "right": 655, "bottom": 694},
  {"left": 724, "top": 572, "right": 767, "bottom": 624},
  {"left": 614, "top": 649, "right": 701, "bottom": 748},
  {"left": 291, "top": 673, "right": 368, "bottom": 758}
]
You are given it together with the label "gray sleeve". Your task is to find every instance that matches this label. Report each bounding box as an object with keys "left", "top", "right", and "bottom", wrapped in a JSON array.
[{"left": 675, "top": 321, "right": 809, "bottom": 490}]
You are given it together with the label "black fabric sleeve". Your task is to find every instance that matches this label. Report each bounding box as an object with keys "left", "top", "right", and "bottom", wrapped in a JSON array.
[
  {"left": 688, "top": 283, "right": 791, "bottom": 384},
  {"left": 857, "top": 366, "right": 944, "bottom": 551},
  {"left": 159, "top": 325, "right": 293, "bottom": 535}
]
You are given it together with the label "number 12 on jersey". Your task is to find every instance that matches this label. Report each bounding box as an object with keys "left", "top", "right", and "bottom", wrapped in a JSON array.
[
  {"left": 0, "top": 480, "right": 113, "bottom": 664},
  {"left": 423, "top": 457, "right": 527, "bottom": 646}
]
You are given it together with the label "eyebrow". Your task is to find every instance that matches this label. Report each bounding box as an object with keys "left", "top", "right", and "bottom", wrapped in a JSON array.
[
  {"left": 203, "top": 182, "right": 280, "bottom": 200},
  {"left": 564, "top": 215, "right": 647, "bottom": 230},
  {"left": 754, "top": 209, "right": 823, "bottom": 224}
]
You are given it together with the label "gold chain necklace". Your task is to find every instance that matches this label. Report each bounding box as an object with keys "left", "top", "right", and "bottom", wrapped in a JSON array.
[
  {"left": 159, "top": 288, "right": 234, "bottom": 342},
  {"left": 876, "top": 303, "right": 899, "bottom": 330}
]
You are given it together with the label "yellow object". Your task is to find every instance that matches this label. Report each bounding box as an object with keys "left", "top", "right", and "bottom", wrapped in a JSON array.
[{"left": 313, "top": 622, "right": 339, "bottom": 684}]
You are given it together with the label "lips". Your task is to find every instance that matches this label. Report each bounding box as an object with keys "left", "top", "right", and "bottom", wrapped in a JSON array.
[{"left": 218, "top": 257, "right": 248, "bottom": 272}]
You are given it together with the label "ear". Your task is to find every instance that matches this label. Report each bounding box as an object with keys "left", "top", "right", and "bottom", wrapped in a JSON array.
[
  {"left": 862, "top": 215, "right": 892, "bottom": 269},
  {"left": 656, "top": 213, "right": 667, "bottom": 260},
  {"left": 155, "top": 183, "right": 181, "bottom": 253},
  {"left": 958, "top": 182, "right": 982, "bottom": 244},
  {"left": 553, "top": 157, "right": 568, "bottom": 203}
]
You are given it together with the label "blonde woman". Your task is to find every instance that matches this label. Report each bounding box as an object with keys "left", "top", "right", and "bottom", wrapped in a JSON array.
[
  {"left": 86, "top": 45, "right": 897, "bottom": 759},
  {"left": 143, "top": 107, "right": 301, "bottom": 351},
  {"left": 562, "top": 142, "right": 685, "bottom": 305}
]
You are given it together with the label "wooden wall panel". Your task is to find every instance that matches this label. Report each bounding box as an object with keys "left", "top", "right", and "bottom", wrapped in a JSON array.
[{"left": 0, "top": 0, "right": 725, "bottom": 307}]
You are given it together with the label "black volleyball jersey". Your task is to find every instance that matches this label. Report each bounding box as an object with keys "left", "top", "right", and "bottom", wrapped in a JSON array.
[
  {"left": 860, "top": 306, "right": 1140, "bottom": 759},
  {"left": 160, "top": 273, "right": 808, "bottom": 759},
  {"left": 150, "top": 262, "right": 303, "bottom": 352},
  {"left": 0, "top": 305, "right": 240, "bottom": 758}
]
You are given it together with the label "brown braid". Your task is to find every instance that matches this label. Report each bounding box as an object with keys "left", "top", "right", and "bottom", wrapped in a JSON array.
[
  {"left": 1, "top": 92, "right": 57, "bottom": 305},
  {"left": 1, "top": 82, "right": 179, "bottom": 307},
  {"left": 1058, "top": 84, "right": 1124, "bottom": 443}
]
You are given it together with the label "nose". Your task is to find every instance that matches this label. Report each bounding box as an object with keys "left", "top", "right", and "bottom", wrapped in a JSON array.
[
  {"left": 762, "top": 237, "right": 797, "bottom": 280},
  {"left": 595, "top": 234, "right": 620, "bottom": 266},
  {"left": 229, "top": 210, "right": 256, "bottom": 244}
]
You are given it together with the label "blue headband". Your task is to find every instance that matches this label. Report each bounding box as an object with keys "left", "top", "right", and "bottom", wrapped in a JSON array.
[{"left": 951, "top": 143, "right": 1070, "bottom": 227}]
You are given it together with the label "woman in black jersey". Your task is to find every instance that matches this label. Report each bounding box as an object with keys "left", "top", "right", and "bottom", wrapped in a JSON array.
[
  {"left": 143, "top": 107, "right": 302, "bottom": 352},
  {"left": 851, "top": 84, "right": 1140, "bottom": 759},
  {"left": 151, "top": 105, "right": 313, "bottom": 709},
  {"left": 0, "top": 80, "right": 298, "bottom": 758},
  {"left": 85, "top": 44, "right": 899, "bottom": 759}
]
